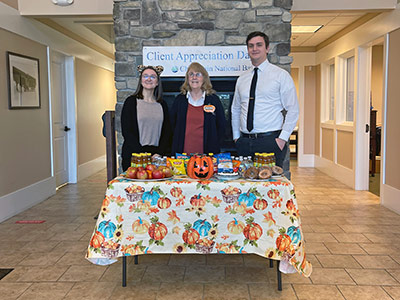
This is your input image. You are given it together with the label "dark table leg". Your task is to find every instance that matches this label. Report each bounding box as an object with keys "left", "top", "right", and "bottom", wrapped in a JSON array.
[
  {"left": 122, "top": 256, "right": 127, "bottom": 287},
  {"left": 269, "top": 259, "right": 273, "bottom": 268},
  {"left": 134, "top": 255, "right": 138, "bottom": 265},
  {"left": 277, "top": 260, "right": 282, "bottom": 291}
]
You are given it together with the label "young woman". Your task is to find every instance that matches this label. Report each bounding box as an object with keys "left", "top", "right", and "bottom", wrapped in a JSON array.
[
  {"left": 121, "top": 65, "right": 171, "bottom": 171},
  {"left": 171, "top": 62, "right": 226, "bottom": 154}
]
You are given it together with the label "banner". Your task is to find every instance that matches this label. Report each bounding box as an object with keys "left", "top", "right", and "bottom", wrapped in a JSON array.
[{"left": 143, "top": 46, "right": 253, "bottom": 77}]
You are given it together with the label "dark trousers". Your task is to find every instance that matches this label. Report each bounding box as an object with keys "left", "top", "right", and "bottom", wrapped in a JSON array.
[{"left": 235, "top": 131, "right": 287, "bottom": 168}]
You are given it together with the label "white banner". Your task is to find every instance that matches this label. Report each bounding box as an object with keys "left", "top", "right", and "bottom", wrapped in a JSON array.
[{"left": 143, "top": 46, "right": 253, "bottom": 77}]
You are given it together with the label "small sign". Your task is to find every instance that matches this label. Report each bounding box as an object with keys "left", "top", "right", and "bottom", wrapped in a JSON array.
[{"left": 15, "top": 220, "right": 46, "bottom": 224}]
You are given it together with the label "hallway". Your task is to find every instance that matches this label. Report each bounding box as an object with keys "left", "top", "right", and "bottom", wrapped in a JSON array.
[{"left": 1, "top": 166, "right": 400, "bottom": 299}]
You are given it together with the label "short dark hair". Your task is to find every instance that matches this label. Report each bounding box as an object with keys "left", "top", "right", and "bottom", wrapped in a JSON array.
[{"left": 246, "top": 31, "right": 269, "bottom": 49}]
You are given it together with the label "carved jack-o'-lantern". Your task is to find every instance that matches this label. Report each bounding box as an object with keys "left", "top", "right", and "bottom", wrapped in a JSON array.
[{"left": 187, "top": 155, "right": 214, "bottom": 179}]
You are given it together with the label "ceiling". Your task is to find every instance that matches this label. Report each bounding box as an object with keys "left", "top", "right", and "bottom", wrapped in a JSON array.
[{"left": 43, "top": 10, "right": 381, "bottom": 56}]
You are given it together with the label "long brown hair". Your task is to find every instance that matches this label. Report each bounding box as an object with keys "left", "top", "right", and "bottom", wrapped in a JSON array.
[
  {"left": 133, "top": 66, "right": 164, "bottom": 103},
  {"left": 180, "top": 62, "right": 215, "bottom": 95}
]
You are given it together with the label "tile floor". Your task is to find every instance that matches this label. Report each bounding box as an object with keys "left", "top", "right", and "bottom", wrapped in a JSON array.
[{"left": 1, "top": 166, "right": 400, "bottom": 299}]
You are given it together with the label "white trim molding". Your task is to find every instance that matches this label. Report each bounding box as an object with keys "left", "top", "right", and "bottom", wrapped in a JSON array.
[
  {"left": 299, "top": 154, "right": 315, "bottom": 167},
  {"left": 0, "top": 177, "right": 56, "bottom": 223},
  {"left": 381, "top": 184, "right": 400, "bottom": 214},
  {"left": 77, "top": 155, "right": 106, "bottom": 181},
  {"left": 315, "top": 155, "right": 355, "bottom": 188}
]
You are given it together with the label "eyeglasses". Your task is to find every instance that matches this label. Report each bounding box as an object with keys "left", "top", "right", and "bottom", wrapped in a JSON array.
[
  {"left": 188, "top": 72, "right": 203, "bottom": 78},
  {"left": 143, "top": 74, "right": 157, "bottom": 80}
]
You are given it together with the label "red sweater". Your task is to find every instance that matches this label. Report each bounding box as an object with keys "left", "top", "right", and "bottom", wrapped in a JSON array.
[{"left": 184, "top": 104, "right": 204, "bottom": 153}]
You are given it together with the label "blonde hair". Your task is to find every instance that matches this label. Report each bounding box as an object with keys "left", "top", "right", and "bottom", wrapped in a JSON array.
[{"left": 180, "top": 62, "right": 215, "bottom": 95}]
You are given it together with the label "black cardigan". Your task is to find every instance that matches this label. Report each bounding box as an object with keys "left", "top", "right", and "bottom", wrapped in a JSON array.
[
  {"left": 121, "top": 95, "right": 171, "bottom": 170},
  {"left": 171, "top": 93, "right": 226, "bottom": 154}
]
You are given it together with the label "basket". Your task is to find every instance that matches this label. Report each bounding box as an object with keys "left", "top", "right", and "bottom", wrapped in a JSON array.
[
  {"left": 195, "top": 241, "right": 215, "bottom": 254},
  {"left": 125, "top": 191, "right": 144, "bottom": 202},
  {"left": 221, "top": 190, "right": 241, "bottom": 203},
  {"left": 101, "top": 244, "right": 120, "bottom": 258}
]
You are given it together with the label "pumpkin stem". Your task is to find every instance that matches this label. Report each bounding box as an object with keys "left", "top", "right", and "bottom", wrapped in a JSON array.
[
  {"left": 138, "top": 217, "right": 143, "bottom": 224},
  {"left": 233, "top": 218, "right": 238, "bottom": 225}
]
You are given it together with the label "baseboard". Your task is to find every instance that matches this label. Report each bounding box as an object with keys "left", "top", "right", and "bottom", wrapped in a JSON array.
[
  {"left": 298, "top": 154, "right": 315, "bottom": 167},
  {"left": 0, "top": 177, "right": 56, "bottom": 223},
  {"left": 77, "top": 155, "right": 106, "bottom": 181},
  {"left": 315, "top": 156, "right": 355, "bottom": 188},
  {"left": 381, "top": 183, "right": 400, "bottom": 214}
]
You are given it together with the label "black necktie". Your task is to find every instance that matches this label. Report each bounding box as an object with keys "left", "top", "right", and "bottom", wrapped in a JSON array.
[{"left": 247, "top": 67, "right": 258, "bottom": 132}]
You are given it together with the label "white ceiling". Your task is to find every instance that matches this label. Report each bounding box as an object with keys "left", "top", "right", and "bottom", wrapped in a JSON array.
[{"left": 45, "top": 10, "right": 376, "bottom": 54}]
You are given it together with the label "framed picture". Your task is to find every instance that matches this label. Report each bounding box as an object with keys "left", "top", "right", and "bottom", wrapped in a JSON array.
[{"left": 6, "top": 52, "right": 41, "bottom": 109}]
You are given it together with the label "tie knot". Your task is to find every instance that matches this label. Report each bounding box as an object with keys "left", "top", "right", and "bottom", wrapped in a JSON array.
[{"left": 254, "top": 67, "right": 258, "bottom": 72}]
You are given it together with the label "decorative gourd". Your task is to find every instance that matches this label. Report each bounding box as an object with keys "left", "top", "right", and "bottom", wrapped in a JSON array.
[
  {"left": 253, "top": 198, "right": 268, "bottom": 210},
  {"left": 182, "top": 228, "right": 200, "bottom": 245},
  {"left": 157, "top": 197, "right": 172, "bottom": 209},
  {"left": 148, "top": 216, "right": 168, "bottom": 241},
  {"left": 190, "top": 193, "right": 206, "bottom": 207},
  {"left": 287, "top": 226, "right": 301, "bottom": 245},
  {"left": 193, "top": 219, "right": 212, "bottom": 237},
  {"left": 238, "top": 190, "right": 257, "bottom": 207},
  {"left": 98, "top": 220, "right": 117, "bottom": 239},
  {"left": 90, "top": 231, "right": 105, "bottom": 248},
  {"left": 243, "top": 217, "right": 263, "bottom": 241},
  {"left": 286, "top": 199, "right": 296, "bottom": 210},
  {"left": 267, "top": 189, "right": 280, "bottom": 200},
  {"left": 170, "top": 187, "right": 182, "bottom": 198},
  {"left": 276, "top": 233, "right": 292, "bottom": 252},
  {"left": 132, "top": 217, "right": 150, "bottom": 234},
  {"left": 142, "top": 188, "right": 160, "bottom": 205},
  {"left": 187, "top": 155, "right": 214, "bottom": 179},
  {"left": 227, "top": 218, "right": 245, "bottom": 234}
]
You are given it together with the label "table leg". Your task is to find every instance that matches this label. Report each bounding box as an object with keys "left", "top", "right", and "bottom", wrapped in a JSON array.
[
  {"left": 277, "top": 260, "right": 282, "bottom": 291},
  {"left": 269, "top": 259, "right": 273, "bottom": 268},
  {"left": 134, "top": 255, "right": 138, "bottom": 265},
  {"left": 122, "top": 256, "right": 127, "bottom": 287}
]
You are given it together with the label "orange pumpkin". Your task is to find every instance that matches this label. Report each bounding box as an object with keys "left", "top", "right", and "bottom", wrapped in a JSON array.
[
  {"left": 243, "top": 218, "right": 263, "bottom": 241},
  {"left": 182, "top": 228, "right": 200, "bottom": 245},
  {"left": 190, "top": 194, "right": 206, "bottom": 207},
  {"left": 267, "top": 189, "right": 280, "bottom": 200},
  {"left": 148, "top": 216, "right": 168, "bottom": 241},
  {"left": 170, "top": 187, "right": 182, "bottom": 198},
  {"left": 187, "top": 155, "right": 214, "bottom": 179},
  {"left": 90, "top": 231, "right": 105, "bottom": 248},
  {"left": 276, "top": 234, "right": 292, "bottom": 252},
  {"left": 253, "top": 198, "right": 268, "bottom": 210},
  {"left": 157, "top": 197, "right": 172, "bottom": 209},
  {"left": 227, "top": 218, "right": 245, "bottom": 234},
  {"left": 132, "top": 217, "right": 150, "bottom": 234}
]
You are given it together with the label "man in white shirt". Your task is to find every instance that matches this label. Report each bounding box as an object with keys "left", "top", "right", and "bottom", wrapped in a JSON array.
[{"left": 231, "top": 31, "right": 299, "bottom": 169}]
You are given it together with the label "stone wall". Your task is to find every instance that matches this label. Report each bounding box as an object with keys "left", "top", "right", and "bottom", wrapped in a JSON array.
[{"left": 113, "top": 0, "right": 293, "bottom": 170}]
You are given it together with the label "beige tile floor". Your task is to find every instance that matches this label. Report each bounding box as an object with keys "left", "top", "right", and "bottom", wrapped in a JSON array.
[{"left": 1, "top": 166, "right": 399, "bottom": 299}]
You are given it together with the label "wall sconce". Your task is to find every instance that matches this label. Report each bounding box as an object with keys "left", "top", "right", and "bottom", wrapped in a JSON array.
[{"left": 52, "top": 0, "right": 74, "bottom": 6}]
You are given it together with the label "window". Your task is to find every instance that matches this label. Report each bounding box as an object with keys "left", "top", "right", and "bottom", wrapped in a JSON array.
[
  {"left": 329, "top": 64, "right": 335, "bottom": 121},
  {"left": 345, "top": 56, "right": 355, "bottom": 122}
]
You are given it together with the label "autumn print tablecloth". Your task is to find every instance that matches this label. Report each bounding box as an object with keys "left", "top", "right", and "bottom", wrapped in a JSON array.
[{"left": 86, "top": 176, "right": 312, "bottom": 277}]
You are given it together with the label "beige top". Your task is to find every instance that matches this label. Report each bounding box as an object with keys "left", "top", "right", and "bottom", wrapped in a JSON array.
[{"left": 136, "top": 100, "right": 163, "bottom": 147}]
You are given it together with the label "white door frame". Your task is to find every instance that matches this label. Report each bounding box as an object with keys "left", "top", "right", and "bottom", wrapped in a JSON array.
[
  {"left": 65, "top": 56, "right": 78, "bottom": 184},
  {"left": 354, "top": 45, "right": 372, "bottom": 190},
  {"left": 48, "top": 51, "right": 78, "bottom": 185}
]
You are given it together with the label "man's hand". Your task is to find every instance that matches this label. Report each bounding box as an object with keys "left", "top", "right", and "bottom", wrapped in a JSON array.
[
  {"left": 275, "top": 138, "right": 286, "bottom": 151},
  {"left": 234, "top": 138, "right": 238, "bottom": 143}
]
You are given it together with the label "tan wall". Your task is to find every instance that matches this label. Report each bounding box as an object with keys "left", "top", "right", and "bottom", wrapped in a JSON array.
[
  {"left": 304, "top": 66, "right": 317, "bottom": 154},
  {"left": 0, "top": 28, "right": 50, "bottom": 197},
  {"left": 321, "top": 128, "right": 334, "bottom": 161},
  {"left": 0, "top": 0, "right": 18, "bottom": 9},
  {"left": 371, "top": 45, "right": 384, "bottom": 125},
  {"left": 75, "top": 58, "right": 116, "bottom": 165},
  {"left": 315, "top": 65, "right": 321, "bottom": 156},
  {"left": 291, "top": 68, "right": 299, "bottom": 99},
  {"left": 386, "top": 28, "right": 400, "bottom": 189},
  {"left": 337, "top": 130, "right": 353, "bottom": 169}
]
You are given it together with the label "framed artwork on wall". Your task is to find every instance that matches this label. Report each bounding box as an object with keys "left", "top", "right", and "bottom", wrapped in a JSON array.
[{"left": 6, "top": 51, "right": 41, "bottom": 109}]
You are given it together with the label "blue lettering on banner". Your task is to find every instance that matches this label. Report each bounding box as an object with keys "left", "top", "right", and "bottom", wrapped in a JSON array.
[
  {"left": 175, "top": 51, "right": 235, "bottom": 63},
  {"left": 146, "top": 51, "right": 173, "bottom": 61},
  {"left": 237, "top": 51, "right": 249, "bottom": 60}
]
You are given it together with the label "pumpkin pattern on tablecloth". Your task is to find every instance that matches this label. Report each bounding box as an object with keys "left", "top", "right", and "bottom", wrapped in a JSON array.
[{"left": 98, "top": 220, "right": 117, "bottom": 239}]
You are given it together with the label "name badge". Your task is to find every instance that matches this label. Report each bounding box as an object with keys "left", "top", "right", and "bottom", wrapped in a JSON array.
[{"left": 204, "top": 105, "right": 215, "bottom": 113}]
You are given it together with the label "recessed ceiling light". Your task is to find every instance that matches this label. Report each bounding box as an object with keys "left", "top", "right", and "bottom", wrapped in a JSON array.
[{"left": 292, "top": 25, "right": 323, "bottom": 33}]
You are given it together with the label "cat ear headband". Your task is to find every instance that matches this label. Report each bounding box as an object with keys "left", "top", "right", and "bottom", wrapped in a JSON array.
[{"left": 137, "top": 65, "right": 164, "bottom": 76}]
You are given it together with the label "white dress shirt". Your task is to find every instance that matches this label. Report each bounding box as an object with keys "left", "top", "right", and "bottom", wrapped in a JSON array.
[
  {"left": 187, "top": 91, "right": 205, "bottom": 107},
  {"left": 231, "top": 59, "right": 299, "bottom": 142}
]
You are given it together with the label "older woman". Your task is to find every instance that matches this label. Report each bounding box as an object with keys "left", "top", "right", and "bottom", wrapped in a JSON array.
[
  {"left": 121, "top": 65, "right": 171, "bottom": 171},
  {"left": 171, "top": 62, "right": 226, "bottom": 154}
]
